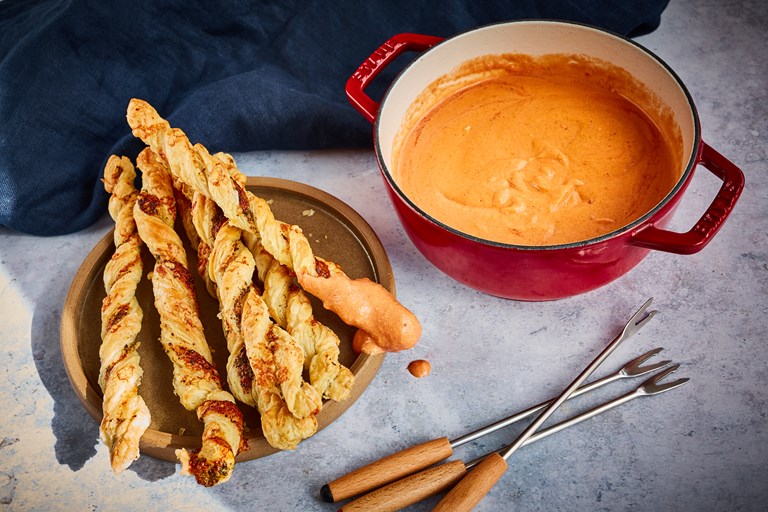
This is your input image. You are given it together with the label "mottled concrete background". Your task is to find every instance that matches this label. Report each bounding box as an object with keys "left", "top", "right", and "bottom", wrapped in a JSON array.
[{"left": 1, "top": 0, "right": 766, "bottom": 510}]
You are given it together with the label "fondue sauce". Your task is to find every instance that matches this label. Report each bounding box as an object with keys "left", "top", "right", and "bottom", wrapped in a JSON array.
[
  {"left": 407, "top": 359, "right": 431, "bottom": 378},
  {"left": 298, "top": 270, "right": 421, "bottom": 354},
  {"left": 393, "top": 54, "right": 682, "bottom": 246}
]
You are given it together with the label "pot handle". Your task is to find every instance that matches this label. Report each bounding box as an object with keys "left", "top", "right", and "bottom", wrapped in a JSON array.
[
  {"left": 346, "top": 33, "right": 444, "bottom": 123},
  {"left": 629, "top": 142, "right": 744, "bottom": 254}
]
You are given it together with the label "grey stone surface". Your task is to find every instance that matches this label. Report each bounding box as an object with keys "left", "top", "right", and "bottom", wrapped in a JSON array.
[{"left": 1, "top": 0, "right": 766, "bottom": 510}]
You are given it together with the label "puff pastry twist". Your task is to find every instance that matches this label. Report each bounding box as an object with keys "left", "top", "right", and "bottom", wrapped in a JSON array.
[
  {"left": 133, "top": 148, "right": 244, "bottom": 486},
  {"left": 99, "top": 155, "right": 151, "bottom": 474},
  {"left": 175, "top": 150, "right": 319, "bottom": 449},
  {"left": 126, "top": 98, "right": 421, "bottom": 354},
  {"left": 244, "top": 232, "right": 354, "bottom": 401},
  {"left": 177, "top": 176, "right": 256, "bottom": 407},
  {"left": 240, "top": 285, "right": 319, "bottom": 450},
  {"left": 201, "top": 150, "right": 350, "bottom": 401}
]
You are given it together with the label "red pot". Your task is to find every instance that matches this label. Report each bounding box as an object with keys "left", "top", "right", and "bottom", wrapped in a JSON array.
[{"left": 346, "top": 21, "right": 744, "bottom": 300}]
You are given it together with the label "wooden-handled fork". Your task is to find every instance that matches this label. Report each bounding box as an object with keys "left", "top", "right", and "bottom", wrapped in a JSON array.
[
  {"left": 431, "top": 298, "right": 656, "bottom": 511},
  {"left": 339, "top": 364, "right": 688, "bottom": 511},
  {"left": 322, "top": 299, "right": 660, "bottom": 504}
]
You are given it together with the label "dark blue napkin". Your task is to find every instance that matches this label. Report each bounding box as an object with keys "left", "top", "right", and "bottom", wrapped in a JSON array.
[{"left": 0, "top": 0, "right": 669, "bottom": 236}]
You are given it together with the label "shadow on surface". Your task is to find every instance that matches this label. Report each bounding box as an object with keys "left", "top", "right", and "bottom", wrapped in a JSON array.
[{"left": 19, "top": 215, "right": 175, "bottom": 482}]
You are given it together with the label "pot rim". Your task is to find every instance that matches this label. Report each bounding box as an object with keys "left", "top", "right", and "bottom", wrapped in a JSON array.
[{"left": 373, "top": 19, "right": 702, "bottom": 251}]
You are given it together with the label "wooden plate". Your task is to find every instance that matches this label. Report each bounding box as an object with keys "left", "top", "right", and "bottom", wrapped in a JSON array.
[{"left": 61, "top": 177, "right": 390, "bottom": 462}]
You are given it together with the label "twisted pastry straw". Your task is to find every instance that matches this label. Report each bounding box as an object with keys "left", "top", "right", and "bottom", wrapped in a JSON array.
[
  {"left": 205, "top": 149, "right": 353, "bottom": 400},
  {"left": 99, "top": 155, "right": 151, "bottom": 474},
  {"left": 176, "top": 181, "right": 253, "bottom": 400},
  {"left": 213, "top": 224, "right": 321, "bottom": 416},
  {"left": 243, "top": 231, "right": 354, "bottom": 401},
  {"left": 170, "top": 148, "right": 318, "bottom": 449},
  {"left": 239, "top": 287, "right": 319, "bottom": 450},
  {"left": 181, "top": 185, "right": 256, "bottom": 407},
  {"left": 126, "top": 98, "right": 421, "bottom": 354},
  {"left": 132, "top": 148, "right": 244, "bottom": 486},
  {"left": 206, "top": 207, "right": 321, "bottom": 415}
]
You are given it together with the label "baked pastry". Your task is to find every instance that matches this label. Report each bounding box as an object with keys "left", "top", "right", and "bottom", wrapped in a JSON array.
[
  {"left": 99, "top": 155, "right": 151, "bottom": 474},
  {"left": 204, "top": 149, "right": 352, "bottom": 400},
  {"left": 126, "top": 98, "right": 421, "bottom": 354},
  {"left": 244, "top": 231, "right": 353, "bottom": 401},
  {"left": 240, "top": 287, "right": 319, "bottom": 449},
  {"left": 172, "top": 148, "right": 320, "bottom": 448},
  {"left": 181, "top": 179, "right": 257, "bottom": 407},
  {"left": 133, "top": 148, "right": 244, "bottom": 486}
]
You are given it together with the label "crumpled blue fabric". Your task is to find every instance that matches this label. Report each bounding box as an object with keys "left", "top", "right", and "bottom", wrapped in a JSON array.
[{"left": 0, "top": 0, "right": 669, "bottom": 235}]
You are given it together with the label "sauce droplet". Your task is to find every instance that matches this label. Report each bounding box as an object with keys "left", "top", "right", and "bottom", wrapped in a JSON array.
[{"left": 407, "top": 359, "right": 431, "bottom": 378}]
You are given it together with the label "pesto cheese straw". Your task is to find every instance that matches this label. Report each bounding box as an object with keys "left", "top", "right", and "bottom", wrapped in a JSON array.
[
  {"left": 99, "top": 155, "right": 151, "bottom": 474},
  {"left": 133, "top": 148, "right": 245, "bottom": 487},
  {"left": 126, "top": 98, "right": 421, "bottom": 355}
]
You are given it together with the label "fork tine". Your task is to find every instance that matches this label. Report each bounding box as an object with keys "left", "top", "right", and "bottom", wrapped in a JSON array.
[
  {"left": 649, "top": 377, "right": 690, "bottom": 394},
  {"left": 622, "top": 347, "right": 672, "bottom": 376},
  {"left": 621, "top": 298, "right": 657, "bottom": 339},
  {"left": 641, "top": 364, "right": 690, "bottom": 395}
]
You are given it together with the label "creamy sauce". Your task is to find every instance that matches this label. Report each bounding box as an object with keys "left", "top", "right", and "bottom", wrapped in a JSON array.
[
  {"left": 393, "top": 54, "right": 682, "bottom": 246},
  {"left": 298, "top": 271, "right": 422, "bottom": 354},
  {"left": 407, "top": 359, "right": 431, "bottom": 378},
  {"left": 352, "top": 330, "right": 383, "bottom": 355}
]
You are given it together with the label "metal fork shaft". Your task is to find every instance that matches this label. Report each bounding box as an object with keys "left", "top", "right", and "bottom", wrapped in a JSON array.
[
  {"left": 499, "top": 298, "right": 656, "bottom": 462},
  {"left": 467, "top": 363, "right": 688, "bottom": 468},
  {"left": 452, "top": 368, "right": 624, "bottom": 448},
  {"left": 340, "top": 366, "right": 688, "bottom": 512},
  {"left": 451, "top": 346, "right": 667, "bottom": 448},
  {"left": 467, "top": 390, "right": 638, "bottom": 469}
]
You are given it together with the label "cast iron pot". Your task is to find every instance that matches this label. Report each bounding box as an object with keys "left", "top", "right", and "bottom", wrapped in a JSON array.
[{"left": 346, "top": 21, "right": 744, "bottom": 300}]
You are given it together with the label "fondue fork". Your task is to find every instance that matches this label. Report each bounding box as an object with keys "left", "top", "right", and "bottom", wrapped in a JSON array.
[
  {"left": 339, "top": 365, "right": 688, "bottom": 512},
  {"left": 431, "top": 298, "right": 656, "bottom": 511},
  {"left": 321, "top": 300, "right": 662, "bottom": 503}
]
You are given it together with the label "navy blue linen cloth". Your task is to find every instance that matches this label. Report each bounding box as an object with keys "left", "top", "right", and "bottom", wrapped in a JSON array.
[{"left": 0, "top": 0, "right": 669, "bottom": 236}]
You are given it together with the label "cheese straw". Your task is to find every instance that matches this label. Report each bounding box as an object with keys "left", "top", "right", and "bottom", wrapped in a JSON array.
[
  {"left": 126, "top": 98, "right": 421, "bottom": 355},
  {"left": 133, "top": 148, "right": 244, "bottom": 486},
  {"left": 99, "top": 155, "right": 151, "bottom": 474}
]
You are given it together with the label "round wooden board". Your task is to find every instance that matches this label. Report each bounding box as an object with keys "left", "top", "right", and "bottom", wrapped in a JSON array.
[{"left": 61, "top": 177, "right": 390, "bottom": 462}]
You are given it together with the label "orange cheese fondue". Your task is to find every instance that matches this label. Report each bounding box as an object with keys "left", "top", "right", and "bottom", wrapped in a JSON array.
[{"left": 392, "top": 54, "right": 683, "bottom": 246}]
